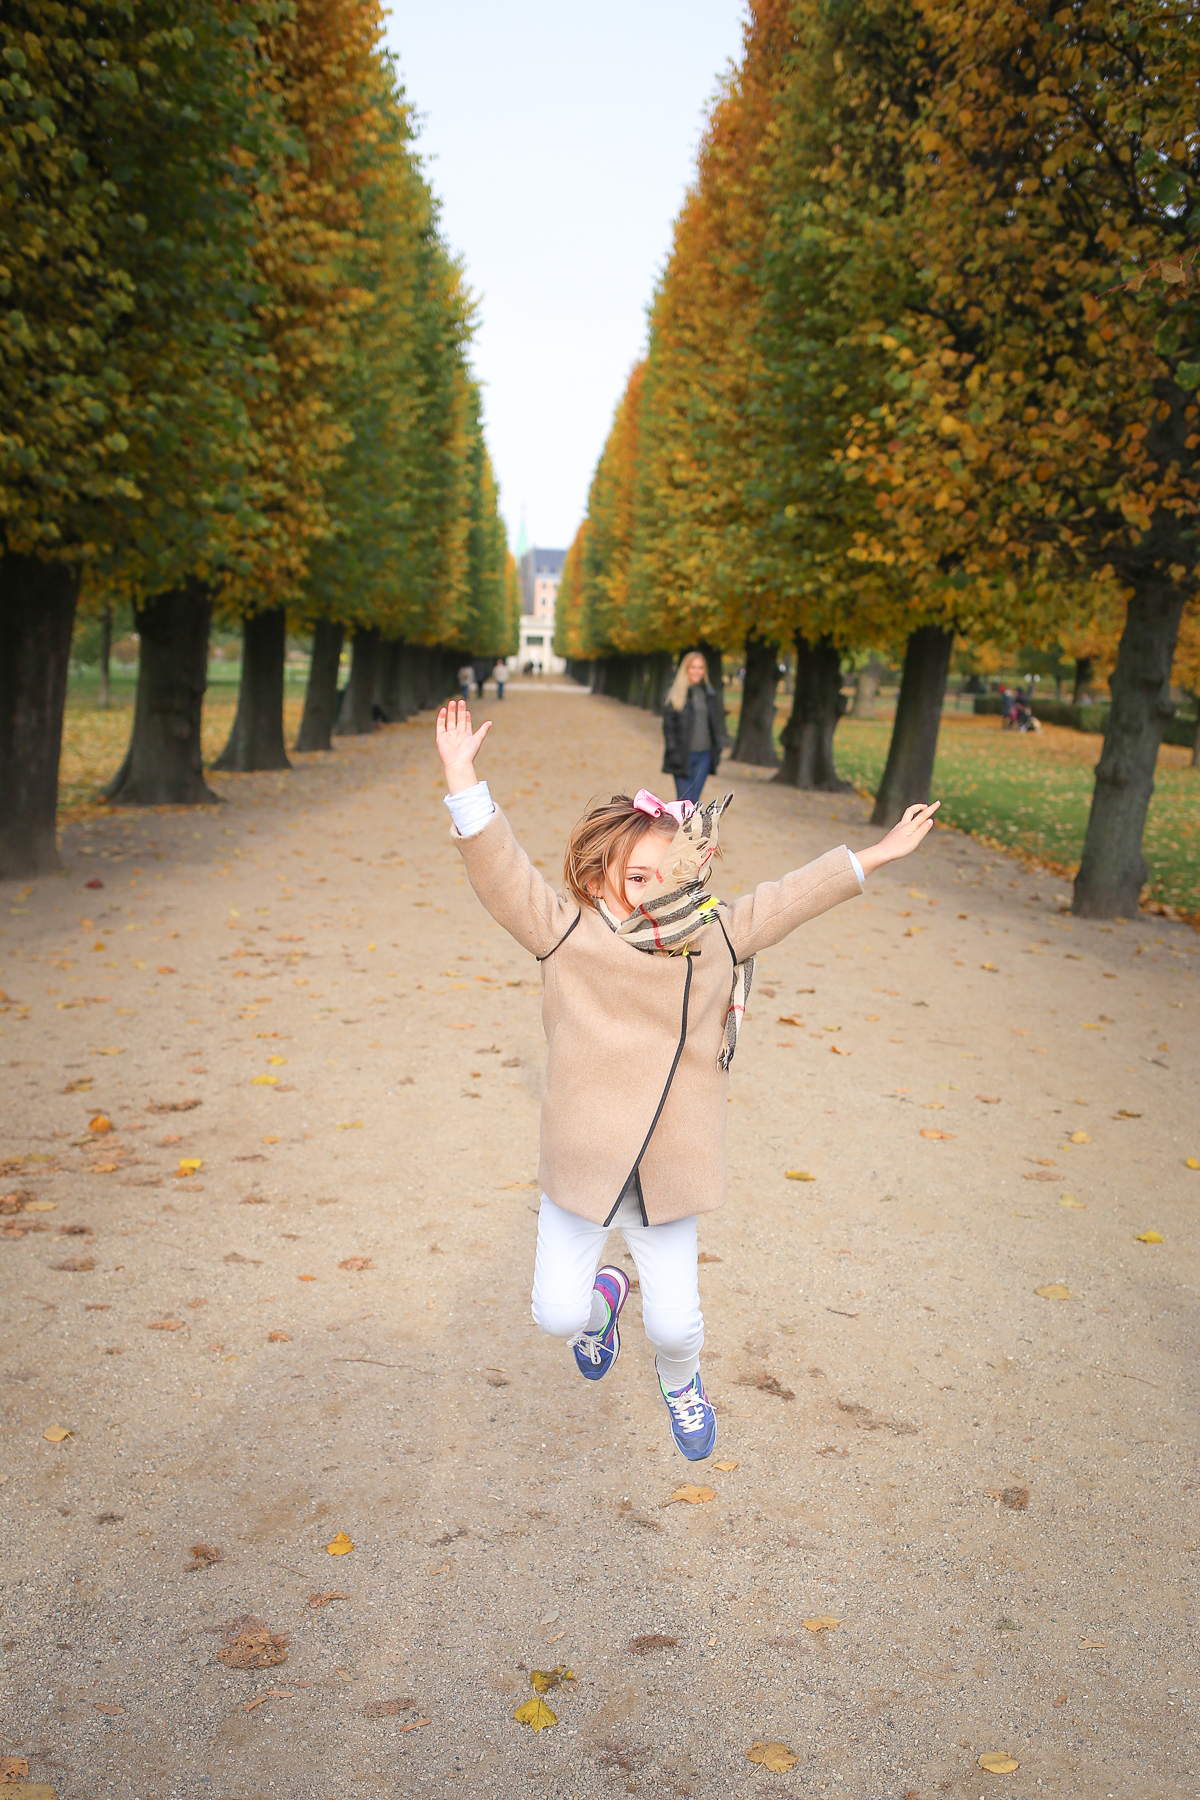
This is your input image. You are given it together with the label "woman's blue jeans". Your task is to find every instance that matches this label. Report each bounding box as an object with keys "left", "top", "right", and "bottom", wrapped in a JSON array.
[{"left": 674, "top": 750, "right": 712, "bottom": 805}]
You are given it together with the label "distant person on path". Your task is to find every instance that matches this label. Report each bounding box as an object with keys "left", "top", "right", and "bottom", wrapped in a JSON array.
[
  {"left": 662, "top": 650, "right": 725, "bottom": 805},
  {"left": 435, "top": 698, "right": 938, "bottom": 1462},
  {"left": 457, "top": 663, "right": 473, "bottom": 702},
  {"left": 492, "top": 661, "right": 507, "bottom": 700}
]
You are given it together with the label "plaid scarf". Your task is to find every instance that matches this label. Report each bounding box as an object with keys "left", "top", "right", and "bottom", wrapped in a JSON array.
[{"left": 594, "top": 793, "right": 755, "bottom": 1070}]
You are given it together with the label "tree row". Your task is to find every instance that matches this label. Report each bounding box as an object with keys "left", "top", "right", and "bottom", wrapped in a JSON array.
[
  {"left": 0, "top": 0, "right": 516, "bottom": 879},
  {"left": 555, "top": 0, "right": 1199, "bottom": 918}
]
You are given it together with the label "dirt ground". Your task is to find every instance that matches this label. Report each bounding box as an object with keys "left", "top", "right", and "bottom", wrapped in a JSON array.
[{"left": 1, "top": 685, "right": 1197, "bottom": 1800}]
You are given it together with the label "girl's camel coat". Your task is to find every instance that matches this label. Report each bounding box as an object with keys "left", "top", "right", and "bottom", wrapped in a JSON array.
[{"left": 453, "top": 806, "right": 862, "bottom": 1226}]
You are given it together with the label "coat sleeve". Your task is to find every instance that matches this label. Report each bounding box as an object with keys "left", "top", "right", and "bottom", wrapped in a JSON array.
[
  {"left": 723, "top": 845, "right": 863, "bottom": 961},
  {"left": 451, "top": 803, "right": 580, "bottom": 957}
]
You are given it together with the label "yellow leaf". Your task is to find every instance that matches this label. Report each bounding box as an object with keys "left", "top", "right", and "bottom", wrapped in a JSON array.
[
  {"left": 337, "top": 1120, "right": 363, "bottom": 1130},
  {"left": 1068, "top": 1131, "right": 1091, "bottom": 1144},
  {"left": 530, "top": 1664, "right": 574, "bottom": 1694},
  {"left": 176, "top": 1158, "right": 202, "bottom": 1175},
  {"left": 1035, "top": 1284, "right": 1071, "bottom": 1300},
  {"left": 1134, "top": 1230, "right": 1164, "bottom": 1244},
  {"left": 1186, "top": 1157, "right": 1198, "bottom": 1170},
  {"left": 920, "top": 1128, "right": 954, "bottom": 1140},
  {"left": 802, "top": 1616, "right": 839, "bottom": 1632},
  {"left": 661, "top": 1484, "right": 715, "bottom": 1506},
  {"left": 88, "top": 1114, "right": 113, "bottom": 1134},
  {"left": 96, "top": 1047, "right": 125, "bottom": 1056},
  {"left": 251, "top": 1075, "right": 279, "bottom": 1086},
  {"left": 24, "top": 1200, "right": 56, "bottom": 1212},
  {"left": 326, "top": 1531, "right": 354, "bottom": 1555},
  {"left": 1059, "top": 1195, "right": 1086, "bottom": 1208},
  {"left": 713, "top": 1459, "right": 739, "bottom": 1471},
  {"left": 513, "top": 1696, "right": 557, "bottom": 1731},
  {"left": 268, "top": 1055, "right": 286, "bottom": 1065},
  {"left": 981, "top": 961, "right": 998, "bottom": 971},
  {"left": 92, "top": 1162, "right": 117, "bottom": 1174},
  {"left": 746, "top": 1741, "right": 799, "bottom": 1772},
  {"left": 785, "top": 1169, "right": 815, "bottom": 1181},
  {"left": 979, "top": 1750, "right": 1019, "bottom": 1774},
  {"left": 43, "top": 1425, "right": 72, "bottom": 1443}
]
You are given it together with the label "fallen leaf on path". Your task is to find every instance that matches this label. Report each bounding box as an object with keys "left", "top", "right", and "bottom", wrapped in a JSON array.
[
  {"left": 244, "top": 1689, "right": 292, "bottom": 1711},
  {"left": 919, "top": 1128, "right": 954, "bottom": 1140},
  {"left": 1035, "top": 1284, "right": 1071, "bottom": 1300},
  {"left": 90, "top": 1162, "right": 117, "bottom": 1174},
  {"left": 176, "top": 1158, "right": 202, "bottom": 1176},
  {"left": 53, "top": 1256, "right": 96, "bottom": 1271},
  {"left": 1079, "top": 1638, "right": 1107, "bottom": 1648},
  {"left": 1114, "top": 1110, "right": 1141, "bottom": 1119},
  {"left": 24, "top": 1199, "right": 55, "bottom": 1212},
  {"left": 660, "top": 1485, "right": 715, "bottom": 1506},
  {"left": 148, "top": 1099, "right": 201, "bottom": 1113},
  {"left": 981, "top": 962, "right": 998, "bottom": 971},
  {"left": 1023, "top": 1170, "right": 1059, "bottom": 1182},
  {"left": 978, "top": 1751, "right": 1019, "bottom": 1774},
  {"left": 0, "top": 1756, "right": 29, "bottom": 1777},
  {"left": 830, "top": 1043, "right": 850, "bottom": 1055},
  {"left": 802, "top": 1617, "right": 839, "bottom": 1632},
  {"left": 336, "top": 1120, "right": 363, "bottom": 1130},
  {"left": 530, "top": 1665, "right": 574, "bottom": 1693},
  {"left": 1059, "top": 1195, "right": 1086, "bottom": 1208},
  {"left": 1054, "top": 1695, "right": 1066, "bottom": 1707},
  {"left": 251, "top": 1075, "right": 278, "bottom": 1087},
  {"left": 88, "top": 1115, "right": 113, "bottom": 1134},
  {"left": 1187, "top": 1156, "right": 1199, "bottom": 1170},
  {"left": 1134, "top": 1230, "right": 1164, "bottom": 1243},
  {"left": 308, "top": 1591, "right": 350, "bottom": 1609},
  {"left": 745, "top": 1742, "right": 799, "bottom": 1773},
  {"left": 298, "top": 1273, "right": 316, "bottom": 1281},
  {"left": 976, "top": 1094, "right": 1001, "bottom": 1104},
  {"left": 185, "top": 1543, "right": 221, "bottom": 1571},
  {"left": 326, "top": 1530, "right": 354, "bottom": 1555},
  {"left": 216, "top": 1616, "right": 288, "bottom": 1669},
  {"left": 156, "top": 966, "right": 175, "bottom": 975},
  {"left": 147, "top": 1319, "right": 184, "bottom": 1332},
  {"left": 785, "top": 1169, "right": 815, "bottom": 1181},
  {"left": 400, "top": 1717, "right": 431, "bottom": 1733},
  {"left": 778, "top": 1014, "right": 804, "bottom": 1027},
  {"left": 514, "top": 1696, "right": 557, "bottom": 1731},
  {"left": 1067, "top": 1130, "right": 1091, "bottom": 1144},
  {"left": 697, "top": 1250, "right": 722, "bottom": 1262},
  {"left": 224, "top": 1251, "right": 262, "bottom": 1265},
  {"left": 267, "top": 1055, "right": 286, "bottom": 1065},
  {"left": 736, "top": 1373, "right": 795, "bottom": 1400},
  {"left": 999, "top": 1486, "right": 1029, "bottom": 1511},
  {"left": 713, "top": 1459, "right": 739, "bottom": 1471},
  {"left": 362, "top": 1696, "right": 414, "bottom": 1716},
  {"left": 96, "top": 1047, "right": 125, "bottom": 1055},
  {"left": 267, "top": 1330, "right": 290, "bottom": 1343},
  {"left": 339, "top": 1255, "right": 373, "bottom": 1271}
]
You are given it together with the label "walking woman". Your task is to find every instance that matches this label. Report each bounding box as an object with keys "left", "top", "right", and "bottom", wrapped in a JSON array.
[{"left": 662, "top": 650, "right": 725, "bottom": 805}]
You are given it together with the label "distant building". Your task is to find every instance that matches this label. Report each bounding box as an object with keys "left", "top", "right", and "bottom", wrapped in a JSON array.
[{"left": 511, "top": 524, "right": 565, "bottom": 674}]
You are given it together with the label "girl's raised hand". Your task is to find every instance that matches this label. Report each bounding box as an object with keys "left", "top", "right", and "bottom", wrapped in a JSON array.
[
  {"left": 436, "top": 698, "right": 492, "bottom": 793},
  {"left": 854, "top": 801, "right": 940, "bottom": 876}
]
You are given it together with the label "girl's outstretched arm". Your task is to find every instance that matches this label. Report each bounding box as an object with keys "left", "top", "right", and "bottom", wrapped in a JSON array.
[
  {"left": 853, "top": 801, "right": 940, "bottom": 876},
  {"left": 436, "top": 698, "right": 492, "bottom": 792}
]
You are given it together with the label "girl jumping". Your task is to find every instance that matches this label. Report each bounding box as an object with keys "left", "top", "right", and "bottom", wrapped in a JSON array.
[{"left": 436, "top": 697, "right": 937, "bottom": 1461}]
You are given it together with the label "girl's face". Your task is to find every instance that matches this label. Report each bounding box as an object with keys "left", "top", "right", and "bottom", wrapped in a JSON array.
[
  {"left": 687, "top": 655, "right": 707, "bottom": 685},
  {"left": 594, "top": 826, "right": 675, "bottom": 920}
]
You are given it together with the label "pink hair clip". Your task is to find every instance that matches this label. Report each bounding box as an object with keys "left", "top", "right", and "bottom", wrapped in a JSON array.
[{"left": 633, "top": 789, "right": 694, "bottom": 826}]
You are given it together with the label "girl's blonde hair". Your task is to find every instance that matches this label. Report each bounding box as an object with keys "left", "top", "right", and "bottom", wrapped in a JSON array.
[
  {"left": 666, "top": 649, "right": 712, "bottom": 713},
  {"left": 563, "top": 796, "right": 674, "bottom": 909}
]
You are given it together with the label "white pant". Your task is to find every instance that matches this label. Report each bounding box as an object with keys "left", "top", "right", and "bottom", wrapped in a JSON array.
[{"left": 530, "top": 1193, "right": 703, "bottom": 1389}]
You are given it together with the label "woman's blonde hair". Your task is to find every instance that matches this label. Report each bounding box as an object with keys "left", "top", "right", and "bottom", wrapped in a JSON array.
[
  {"left": 563, "top": 796, "right": 674, "bottom": 909},
  {"left": 666, "top": 649, "right": 711, "bottom": 713}
]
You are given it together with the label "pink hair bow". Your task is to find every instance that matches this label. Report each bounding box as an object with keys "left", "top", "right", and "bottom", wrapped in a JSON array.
[{"left": 633, "top": 789, "right": 694, "bottom": 826}]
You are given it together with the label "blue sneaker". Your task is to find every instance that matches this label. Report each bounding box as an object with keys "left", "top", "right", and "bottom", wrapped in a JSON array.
[
  {"left": 658, "top": 1369, "right": 717, "bottom": 1460},
  {"left": 572, "top": 1266, "right": 630, "bottom": 1381}
]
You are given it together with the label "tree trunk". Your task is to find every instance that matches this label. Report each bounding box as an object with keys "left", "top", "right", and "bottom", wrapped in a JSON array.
[
  {"left": 776, "top": 632, "right": 850, "bottom": 791},
  {"left": 732, "top": 633, "right": 780, "bottom": 767},
  {"left": 852, "top": 655, "right": 883, "bottom": 719},
  {"left": 212, "top": 607, "right": 291, "bottom": 772},
  {"left": 335, "top": 627, "right": 381, "bottom": 736},
  {"left": 105, "top": 579, "right": 218, "bottom": 805},
  {"left": 376, "top": 637, "right": 406, "bottom": 723},
  {"left": 99, "top": 607, "right": 113, "bottom": 709},
  {"left": 868, "top": 625, "right": 953, "bottom": 826},
  {"left": 1073, "top": 578, "right": 1186, "bottom": 919},
  {"left": 294, "top": 617, "right": 344, "bottom": 752},
  {"left": 1072, "top": 655, "right": 1094, "bottom": 705},
  {"left": 0, "top": 551, "right": 80, "bottom": 879}
]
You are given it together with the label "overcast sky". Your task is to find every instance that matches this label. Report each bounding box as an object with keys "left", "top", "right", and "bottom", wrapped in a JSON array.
[{"left": 384, "top": 2, "right": 749, "bottom": 554}]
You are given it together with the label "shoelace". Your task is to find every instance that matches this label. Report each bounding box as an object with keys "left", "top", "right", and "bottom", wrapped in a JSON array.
[
  {"left": 574, "top": 1333, "right": 605, "bottom": 1366},
  {"left": 662, "top": 1382, "right": 708, "bottom": 1434}
]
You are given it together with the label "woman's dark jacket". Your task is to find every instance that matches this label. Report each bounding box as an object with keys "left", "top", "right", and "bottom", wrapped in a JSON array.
[{"left": 661, "top": 683, "right": 726, "bottom": 778}]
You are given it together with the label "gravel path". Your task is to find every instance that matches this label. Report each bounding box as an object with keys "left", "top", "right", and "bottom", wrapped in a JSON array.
[{"left": 1, "top": 688, "right": 1196, "bottom": 1800}]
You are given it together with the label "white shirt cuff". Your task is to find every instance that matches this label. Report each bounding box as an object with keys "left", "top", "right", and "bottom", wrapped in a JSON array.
[
  {"left": 444, "top": 780, "right": 496, "bottom": 837},
  {"left": 848, "top": 849, "right": 866, "bottom": 887}
]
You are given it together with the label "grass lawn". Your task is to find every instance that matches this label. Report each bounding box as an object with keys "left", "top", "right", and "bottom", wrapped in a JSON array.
[{"left": 833, "top": 712, "right": 1200, "bottom": 918}]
